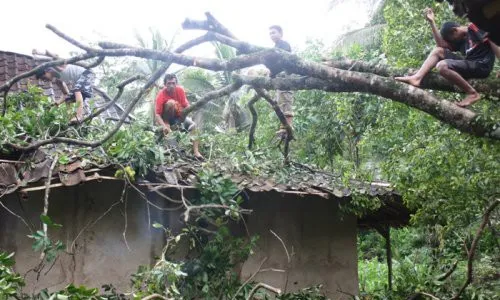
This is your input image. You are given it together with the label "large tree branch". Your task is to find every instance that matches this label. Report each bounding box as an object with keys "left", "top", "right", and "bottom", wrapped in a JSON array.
[
  {"left": 233, "top": 74, "right": 356, "bottom": 92},
  {"left": 85, "top": 75, "right": 143, "bottom": 124},
  {"left": 181, "top": 82, "right": 243, "bottom": 117},
  {"left": 269, "top": 51, "right": 500, "bottom": 139},
  {"left": 207, "top": 32, "right": 264, "bottom": 54},
  {"left": 323, "top": 58, "right": 500, "bottom": 96},
  {"left": 4, "top": 22, "right": 500, "bottom": 147},
  {"left": 182, "top": 12, "right": 238, "bottom": 40}
]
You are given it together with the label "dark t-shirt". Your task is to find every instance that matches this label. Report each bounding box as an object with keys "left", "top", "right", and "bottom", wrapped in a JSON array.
[
  {"left": 270, "top": 40, "right": 292, "bottom": 77},
  {"left": 275, "top": 40, "right": 292, "bottom": 52},
  {"left": 453, "top": 23, "right": 494, "bottom": 66}
]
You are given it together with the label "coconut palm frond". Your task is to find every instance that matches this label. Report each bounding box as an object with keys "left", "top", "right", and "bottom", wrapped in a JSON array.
[
  {"left": 178, "top": 69, "right": 217, "bottom": 95},
  {"left": 213, "top": 42, "right": 236, "bottom": 60}
]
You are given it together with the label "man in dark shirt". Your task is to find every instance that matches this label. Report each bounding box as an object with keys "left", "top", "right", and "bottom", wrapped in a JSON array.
[
  {"left": 269, "top": 25, "right": 294, "bottom": 137},
  {"left": 396, "top": 8, "right": 500, "bottom": 107}
]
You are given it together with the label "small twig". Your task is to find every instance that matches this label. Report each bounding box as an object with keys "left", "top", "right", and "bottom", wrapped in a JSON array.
[
  {"left": 141, "top": 294, "right": 168, "bottom": 300},
  {"left": 69, "top": 184, "right": 126, "bottom": 253},
  {"left": 0, "top": 196, "right": 33, "bottom": 233},
  {"left": 260, "top": 268, "right": 286, "bottom": 273},
  {"left": 0, "top": 159, "right": 25, "bottom": 164},
  {"left": 122, "top": 187, "right": 131, "bottom": 252},
  {"left": 270, "top": 229, "right": 290, "bottom": 263},
  {"left": 336, "top": 288, "right": 358, "bottom": 298},
  {"left": 437, "top": 260, "right": 459, "bottom": 281},
  {"left": 41, "top": 154, "right": 58, "bottom": 260},
  {"left": 232, "top": 257, "right": 268, "bottom": 300},
  {"left": 420, "top": 292, "right": 441, "bottom": 300},
  {"left": 245, "top": 282, "right": 281, "bottom": 300},
  {"left": 128, "top": 180, "right": 184, "bottom": 211},
  {"left": 80, "top": 75, "right": 143, "bottom": 124},
  {"left": 183, "top": 203, "right": 252, "bottom": 223}
]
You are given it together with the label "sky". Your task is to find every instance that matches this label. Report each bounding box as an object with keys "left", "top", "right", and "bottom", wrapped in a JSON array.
[{"left": 0, "top": 0, "right": 377, "bottom": 57}]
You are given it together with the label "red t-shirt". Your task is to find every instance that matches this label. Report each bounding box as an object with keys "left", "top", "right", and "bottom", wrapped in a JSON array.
[{"left": 155, "top": 86, "right": 190, "bottom": 116}]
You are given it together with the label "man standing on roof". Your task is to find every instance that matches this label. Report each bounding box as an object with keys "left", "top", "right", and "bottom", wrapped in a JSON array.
[
  {"left": 269, "top": 25, "right": 294, "bottom": 139},
  {"left": 155, "top": 73, "right": 204, "bottom": 160},
  {"left": 33, "top": 49, "right": 95, "bottom": 122},
  {"left": 395, "top": 8, "right": 500, "bottom": 107}
]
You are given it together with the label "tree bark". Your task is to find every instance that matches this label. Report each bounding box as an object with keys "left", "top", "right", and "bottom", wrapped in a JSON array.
[{"left": 323, "top": 58, "right": 500, "bottom": 96}]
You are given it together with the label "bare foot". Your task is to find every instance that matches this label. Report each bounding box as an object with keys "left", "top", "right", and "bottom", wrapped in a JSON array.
[
  {"left": 456, "top": 92, "right": 481, "bottom": 107},
  {"left": 194, "top": 152, "right": 205, "bottom": 161},
  {"left": 395, "top": 75, "right": 422, "bottom": 87}
]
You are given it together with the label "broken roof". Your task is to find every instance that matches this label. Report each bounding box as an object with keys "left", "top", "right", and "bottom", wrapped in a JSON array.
[{"left": 0, "top": 149, "right": 411, "bottom": 228}]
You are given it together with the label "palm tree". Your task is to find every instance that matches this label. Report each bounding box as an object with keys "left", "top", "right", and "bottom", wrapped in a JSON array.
[
  {"left": 133, "top": 28, "right": 177, "bottom": 123},
  {"left": 178, "top": 42, "right": 249, "bottom": 132}
]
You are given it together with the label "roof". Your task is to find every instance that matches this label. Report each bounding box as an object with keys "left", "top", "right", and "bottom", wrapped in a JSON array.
[
  {"left": 0, "top": 50, "right": 132, "bottom": 122},
  {"left": 0, "top": 51, "right": 61, "bottom": 98},
  {"left": 0, "top": 150, "right": 411, "bottom": 228}
]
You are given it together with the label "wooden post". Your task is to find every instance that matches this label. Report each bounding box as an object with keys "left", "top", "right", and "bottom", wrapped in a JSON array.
[
  {"left": 375, "top": 225, "right": 392, "bottom": 292},
  {"left": 386, "top": 227, "right": 392, "bottom": 292}
]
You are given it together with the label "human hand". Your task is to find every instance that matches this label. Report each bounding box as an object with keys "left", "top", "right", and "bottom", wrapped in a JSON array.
[
  {"left": 423, "top": 7, "right": 435, "bottom": 23},
  {"left": 163, "top": 126, "right": 172, "bottom": 135}
]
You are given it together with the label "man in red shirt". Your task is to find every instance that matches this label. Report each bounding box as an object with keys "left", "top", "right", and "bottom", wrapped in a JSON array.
[{"left": 155, "top": 74, "right": 203, "bottom": 159}]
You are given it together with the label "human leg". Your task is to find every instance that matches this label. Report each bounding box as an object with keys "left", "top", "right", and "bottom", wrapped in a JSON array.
[
  {"left": 183, "top": 117, "right": 203, "bottom": 159},
  {"left": 276, "top": 90, "right": 294, "bottom": 139},
  {"left": 436, "top": 59, "right": 487, "bottom": 107},
  {"left": 395, "top": 47, "right": 446, "bottom": 86}
]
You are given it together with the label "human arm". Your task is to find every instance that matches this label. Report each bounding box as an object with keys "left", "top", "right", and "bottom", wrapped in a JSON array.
[
  {"left": 53, "top": 80, "right": 69, "bottom": 105},
  {"left": 43, "top": 50, "right": 60, "bottom": 59},
  {"left": 155, "top": 113, "right": 172, "bottom": 134},
  {"left": 490, "top": 41, "right": 500, "bottom": 78},
  {"left": 154, "top": 92, "right": 172, "bottom": 134},
  {"left": 424, "top": 8, "right": 450, "bottom": 49},
  {"left": 177, "top": 87, "right": 190, "bottom": 120},
  {"left": 490, "top": 41, "right": 500, "bottom": 60},
  {"left": 32, "top": 49, "right": 60, "bottom": 59}
]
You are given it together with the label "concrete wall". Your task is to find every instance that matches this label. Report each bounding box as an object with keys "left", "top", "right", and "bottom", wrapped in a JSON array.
[
  {"left": 0, "top": 182, "right": 358, "bottom": 298},
  {"left": 240, "top": 192, "right": 359, "bottom": 299},
  {"left": 0, "top": 180, "right": 168, "bottom": 294}
]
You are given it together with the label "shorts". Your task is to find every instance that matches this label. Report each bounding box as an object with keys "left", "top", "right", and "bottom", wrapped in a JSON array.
[
  {"left": 276, "top": 90, "right": 294, "bottom": 117},
  {"left": 169, "top": 116, "right": 196, "bottom": 132},
  {"left": 65, "top": 70, "right": 96, "bottom": 102},
  {"left": 443, "top": 50, "right": 493, "bottom": 79},
  {"left": 161, "top": 101, "right": 196, "bottom": 132}
]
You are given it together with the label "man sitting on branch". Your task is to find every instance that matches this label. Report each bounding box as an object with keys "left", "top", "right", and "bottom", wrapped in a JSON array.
[
  {"left": 154, "top": 73, "right": 204, "bottom": 160},
  {"left": 395, "top": 8, "right": 500, "bottom": 107}
]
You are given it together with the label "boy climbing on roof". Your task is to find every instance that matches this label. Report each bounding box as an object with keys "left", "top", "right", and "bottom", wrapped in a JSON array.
[
  {"left": 269, "top": 25, "right": 294, "bottom": 138},
  {"left": 395, "top": 8, "right": 500, "bottom": 107},
  {"left": 33, "top": 49, "right": 95, "bottom": 122}
]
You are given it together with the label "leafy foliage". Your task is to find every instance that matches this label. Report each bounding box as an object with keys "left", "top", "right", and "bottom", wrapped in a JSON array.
[{"left": 0, "top": 252, "right": 24, "bottom": 299}]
